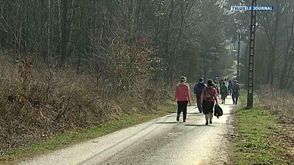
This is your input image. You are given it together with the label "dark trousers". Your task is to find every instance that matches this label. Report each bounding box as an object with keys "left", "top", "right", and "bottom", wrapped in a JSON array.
[
  {"left": 177, "top": 101, "right": 188, "bottom": 121},
  {"left": 232, "top": 93, "right": 239, "bottom": 104},
  {"left": 196, "top": 96, "right": 202, "bottom": 112}
]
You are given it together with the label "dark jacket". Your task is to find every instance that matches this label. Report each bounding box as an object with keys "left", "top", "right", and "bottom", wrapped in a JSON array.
[{"left": 194, "top": 82, "right": 206, "bottom": 98}]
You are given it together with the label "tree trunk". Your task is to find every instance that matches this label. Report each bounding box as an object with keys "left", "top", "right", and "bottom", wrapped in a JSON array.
[{"left": 60, "top": 0, "right": 68, "bottom": 65}]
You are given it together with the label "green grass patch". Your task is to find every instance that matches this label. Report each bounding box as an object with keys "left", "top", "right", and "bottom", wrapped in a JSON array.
[
  {"left": 1, "top": 103, "right": 176, "bottom": 164},
  {"left": 239, "top": 89, "right": 259, "bottom": 107},
  {"left": 231, "top": 92, "right": 289, "bottom": 164}
]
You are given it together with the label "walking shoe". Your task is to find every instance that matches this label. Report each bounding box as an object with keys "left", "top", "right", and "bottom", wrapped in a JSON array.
[
  {"left": 210, "top": 120, "right": 212, "bottom": 124},
  {"left": 183, "top": 120, "right": 186, "bottom": 122},
  {"left": 205, "top": 121, "right": 208, "bottom": 125}
]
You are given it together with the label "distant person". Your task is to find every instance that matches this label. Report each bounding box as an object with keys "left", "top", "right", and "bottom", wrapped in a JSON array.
[
  {"left": 219, "top": 79, "right": 224, "bottom": 86},
  {"left": 232, "top": 80, "right": 240, "bottom": 104},
  {"left": 214, "top": 76, "right": 219, "bottom": 83},
  {"left": 201, "top": 79, "right": 218, "bottom": 125},
  {"left": 194, "top": 78, "right": 206, "bottom": 113},
  {"left": 175, "top": 76, "right": 192, "bottom": 122},
  {"left": 213, "top": 80, "right": 220, "bottom": 95},
  {"left": 220, "top": 82, "right": 228, "bottom": 104},
  {"left": 225, "top": 78, "right": 229, "bottom": 89},
  {"left": 228, "top": 79, "right": 232, "bottom": 95}
]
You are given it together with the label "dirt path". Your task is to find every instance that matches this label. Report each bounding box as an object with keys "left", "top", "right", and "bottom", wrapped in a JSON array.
[{"left": 19, "top": 96, "right": 236, "bottom": 165}]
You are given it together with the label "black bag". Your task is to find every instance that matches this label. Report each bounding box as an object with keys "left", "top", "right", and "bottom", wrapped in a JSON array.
[{"left": 214, "top": 104, "right": 223, "bottom": 118}]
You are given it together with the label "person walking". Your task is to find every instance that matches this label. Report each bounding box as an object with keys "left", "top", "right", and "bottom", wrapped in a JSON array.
[
  {"left": 220, "top": 82, "right": 228, "bottom": 104},
  {"left": 225, "top": 78, "right": 229, "bottom": 89},
  {"left": 175, "top": 76, "right": 192, "bottom": 122},
  {"left": 231, "top": 80, "right": 240, "bottom": 104},
  {"left": 219, "top": 79, "right": 224, "bottom": 87},
  {"left": 193, "top": 78, "right": 206, "bottom": 113},
  {"left": 213, "top": 80, "right": 220, "bottom": 95},
  {"left": 228, "top": 79, "right": 232, "bottom": 95},
  {"left": 201, "top": 79, "right": 218, "bottom": 125}
]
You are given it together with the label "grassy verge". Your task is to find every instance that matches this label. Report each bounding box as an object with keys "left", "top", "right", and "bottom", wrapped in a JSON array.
[
  {"left": 1, "top": 103, "right": 176, "bottom": 164},
  {"left": 239, "top": 89, "right": 259, "bottom": 107},
  {"left": 231, "top": 91, "right": 290, "bottom": 164}
]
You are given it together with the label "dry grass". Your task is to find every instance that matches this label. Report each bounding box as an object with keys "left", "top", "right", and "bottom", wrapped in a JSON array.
[
  {"left": 257, "top": 86, "right": 294, "bottom": 162},
  {"left": 0, "top": 55, "right": 168, "bottom": 155},
  {"left": 257, "top": 86, "right": 294, "bottom": 124},
  {"left": 270, "top": 124, "right": 294, "bottom": 161}
]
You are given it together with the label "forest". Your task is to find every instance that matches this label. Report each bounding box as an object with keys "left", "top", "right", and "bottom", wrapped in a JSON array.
[
  {"left": 1, "top": 0, "right": 294, "bottom": 163},
  {"left": 228, "top": 0, "right": 294, "bottom": 91},
  {"left": 3, "top": 0, "right": 294, "bottom": 156},
  {"left": 0, "top": 0, "right": 235, "bottom": 154}
]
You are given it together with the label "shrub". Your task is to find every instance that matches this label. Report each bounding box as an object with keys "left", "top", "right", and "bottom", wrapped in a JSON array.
[{"left": 0, "top": 56, "right": 168, "bottom": 154}]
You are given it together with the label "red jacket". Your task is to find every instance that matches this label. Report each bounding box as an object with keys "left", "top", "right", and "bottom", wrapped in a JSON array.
[
  {"left": 202, "top": 87, "right": 217, "bottom": 102},
  {"left": 174, "top": 83, "right": 191, "bottom": 102}
]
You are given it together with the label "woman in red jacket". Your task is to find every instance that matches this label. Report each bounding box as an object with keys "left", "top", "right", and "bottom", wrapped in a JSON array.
[{"left": 174, "top": 76, "right": 192, "bottom": 122}]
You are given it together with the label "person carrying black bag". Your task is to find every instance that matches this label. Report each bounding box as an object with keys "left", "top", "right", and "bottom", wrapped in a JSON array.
[{"left": 201, "top": 80, "right": 218, "bottom": 125}]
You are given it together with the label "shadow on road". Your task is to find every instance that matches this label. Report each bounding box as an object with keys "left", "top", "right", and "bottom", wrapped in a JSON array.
[
  {"left": 187, "top": 112, "right": 202, "bottom": 114},
  {"left": 156, "top": 121, "right": 179, "bottom": 124},
  {"left": 166, "top": 111, "right": 177, "bottom": 114},
  {"left": 187, "top": 113, "right": 203, "bottom": 116},
  {"left": 184, "top": 124, "right": 217, "bottom": 127}
]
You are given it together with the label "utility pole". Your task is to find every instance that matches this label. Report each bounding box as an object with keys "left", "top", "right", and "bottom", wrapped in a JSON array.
[
  {"left": 247, "top": 0, "right": 257, "bottom": 108},
  {"left": 237, "top": 32, "right": 241, "bottom": 80}
]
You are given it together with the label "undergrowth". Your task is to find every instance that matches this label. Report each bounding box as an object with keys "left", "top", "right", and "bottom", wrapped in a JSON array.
[{"left": 0, "top": 55, "right": 171, "bottom": 156}]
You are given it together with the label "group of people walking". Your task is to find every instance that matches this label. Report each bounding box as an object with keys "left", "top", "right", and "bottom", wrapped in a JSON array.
[
  {"left": 215, "top": 78, "right": 240, "bottom": 105},
  {"left": 174, "top": 76, "right": 240, "bottom": 125}
]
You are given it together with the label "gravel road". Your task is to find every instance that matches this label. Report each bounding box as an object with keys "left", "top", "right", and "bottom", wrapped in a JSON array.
[{"left": 19, "top": 96, "right": 236, "bottom": 165}]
